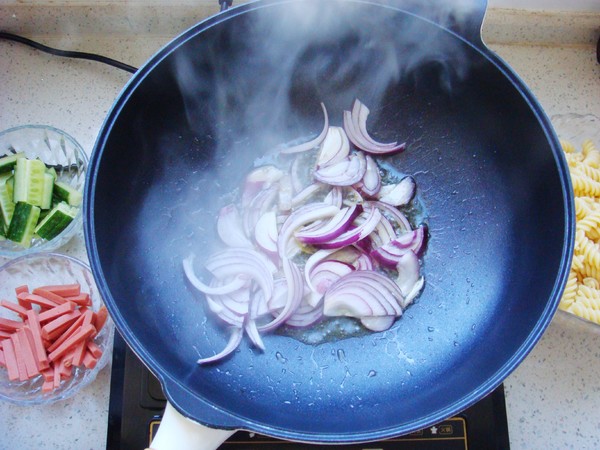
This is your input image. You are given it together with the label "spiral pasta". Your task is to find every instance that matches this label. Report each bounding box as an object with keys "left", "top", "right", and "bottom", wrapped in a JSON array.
[{"left": 559, "top": 139, "right": 600, "bottom": 325}]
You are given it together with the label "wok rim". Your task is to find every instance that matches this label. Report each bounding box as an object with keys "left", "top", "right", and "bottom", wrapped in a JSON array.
[{"left": 83, "top": 0, "right": 575, "bottom": 443}]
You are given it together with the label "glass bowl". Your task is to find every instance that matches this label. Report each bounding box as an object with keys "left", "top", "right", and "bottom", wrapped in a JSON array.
[
  {"left": 0, "top": 125, "right": 87, "bottom": 258},
  {"left": 552, "top": 113, "right": 600, "bottom": 332},
  {"left": 0, "top": 252, "right": 114, "bottom": 405}
]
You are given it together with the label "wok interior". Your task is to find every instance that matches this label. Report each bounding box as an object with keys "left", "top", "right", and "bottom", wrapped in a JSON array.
[{"left": 88, "top": 1, "right": 569, "bottom": 441}]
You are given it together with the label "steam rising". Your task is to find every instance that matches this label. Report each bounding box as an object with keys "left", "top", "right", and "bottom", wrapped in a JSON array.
[{"left": 135, "top": 0, "right": 483, "bottom": 274}]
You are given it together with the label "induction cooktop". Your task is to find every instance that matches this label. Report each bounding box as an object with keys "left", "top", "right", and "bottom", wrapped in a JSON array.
[{"left": 106, "top": 333, "right": 510, "bottom": 449}]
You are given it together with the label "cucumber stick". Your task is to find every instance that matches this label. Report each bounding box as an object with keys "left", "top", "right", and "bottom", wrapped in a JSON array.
[
  {"left": 53, "top": 181, "right": 82, "bottom": 207},
  {"left": 0, "top": 152, "right": 25, "bottom": 174},
  {"left": 46, "top": 166, "right": 57, "bottom": 180},
  {"left": 40, "top": 172, "right": 55, "bottom": 210},
  {"left": 0, "top": 155, "right": 81, "bottom": 247},
  {"left": 5, "top": 175, "right": 13, "bottom": 200},
  {"left": 0, "top": 173, "right": 15, "bottom": 234},
  {"left": 13, "top": 158, "right": 47, "bottom": 207},
  {"left": 7, "top": 201, "right": 41, "bottom": 247},
  {"left": 34, "top": 201, "right": 77, "bottom": 241}
]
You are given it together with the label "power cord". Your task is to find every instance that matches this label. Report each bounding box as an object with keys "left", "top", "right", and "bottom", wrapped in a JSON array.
[{"left": 0, "top": 31, "right": 138, "bottom": 74}]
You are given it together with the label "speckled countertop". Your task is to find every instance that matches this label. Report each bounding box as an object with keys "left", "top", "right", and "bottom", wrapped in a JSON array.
[{"left": 0, "top": 2, "right": 599, "bottom": 449}]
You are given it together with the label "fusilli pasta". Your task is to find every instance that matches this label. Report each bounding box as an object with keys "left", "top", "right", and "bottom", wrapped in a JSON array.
[{"left": 559, "top": 139, "right": 600, "bottom": 325}]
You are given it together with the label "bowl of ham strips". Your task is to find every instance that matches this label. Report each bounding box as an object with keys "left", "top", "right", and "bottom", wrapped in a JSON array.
[{"left": 0, "top": 252, "right": 113, "bottom": 405}]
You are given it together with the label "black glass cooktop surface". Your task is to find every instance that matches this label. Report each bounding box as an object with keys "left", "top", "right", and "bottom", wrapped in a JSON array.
[{"left": 106, "top": 334, "right": 510, "bottom": 450}]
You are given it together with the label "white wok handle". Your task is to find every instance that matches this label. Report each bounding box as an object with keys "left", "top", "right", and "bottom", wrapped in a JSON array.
[{"left": 148, "top": 402, "right": 236, "bottom": 450}]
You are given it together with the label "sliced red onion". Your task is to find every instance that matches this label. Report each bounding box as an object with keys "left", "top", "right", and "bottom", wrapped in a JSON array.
[
  {"left": 266, "top": 278, "right": 290, "bottom": 311},
  {"left": 323, "top": 286, "right": 375, "bottom": 317},
  {"left": 309, "top": 260, "right": 354, "bottom": 295},
  {"left": 284, "top": 295, "right": 324, "bottom": 328},
  {"left": 278, "top": 174, "right": 293, "bottom": 212},
  {"left": 355, "top": 154, "right": 381, "bottom": 197},
  {"left": 217, "top": 205, "right": 253, "bottom": 248},
  {"left": 197, "top": 326, "right": 244, "bottom": 365},
  {"left": 377, "top": 176, "right": 416, "bottom": 207},
  {"left": 395, "top": 250, "right": 421, "bottom": 300},
  {"left": 324, "top": 186, "right": 343, "bottom": 208},
  {"left": 357, "top": 239, "right": 375, "bottom": 256},
  {"left": 365, "top": 200, "right": 411, "bottom": 232},
  {"left": 202, "top": 279, "right": 249, "bottom": 327},
  {"left": 304, "top": 248, "right": 338, "bottom": 292},
  {"left": 214, "top": 292, "right": 250, "bottom": 316},
  {"left": 254, "top": 211, "right": 278, "bottom": 255},
  {"left": 391, "top": 224, "right": 428, "bottom": 256},
  {"left": 246, "top": 164, "right": 285, "bottom": 184},
  {"left": 244, "top": 319, "right": 265, "bottom": 351},
  {"left": 403, "top": 276, "right": 425, "bottom": 309},
  {"left": 295, "top": 204, "right": 360, "bottom": 245},
  {"left": 251, "top": 185, "right": 279, "bottom": 213},
  {"left": 241, "top": 165, "right": 284, "bottom": 207},
  {"left": 343, "top": 100, "right": 406, "bottom": 155},
  {"left": 204, "top": 296, "right": 226, "bottom": 318},
  {"left": 344, "top": 110, "right": 406, "bottom": 155},
  {"left": 208, "top": 304, "right": 245, "bottom": 327},
  {"left": 318, "top": 206, "right": 381, "bottom": 249},
  {"left": 248, "top": 283, "right": 274, "bottom": 321},
  {"left": 327, "top": 270, "right": 404, "bottom": 316},
  {"left": 206, "top": 246, "right": 278, "bottom": 275},
  {"left": 277, "top": 202, "right": 340, "bottom": 257},
  {"left": 285, "top": 309, "right": 323, "bottom": 328},
  {"left": 369, "top": 222, "right": 426, "bottom": 268},
  {"left": 183, "top": 255, "right": 248, "bottom": 295},
  {"left": 205, "top": 247, "right": 275, "bottom": 302},
  {"left": 360, "top": 315, "right": 396, "bottom": 332},
  {"left": 368, "top": 214, "right": 396, "bottom": 249},
  {"left": 353, "top": 236, "right": 372, "bottom": 255},
  {"left": 324, "top": 270, "right": 403, "bottom": 317},
  {"left": 283, "top": 240, "right": 304, "bottom": 261},
  {"left": 316, "top": 126, "right": 350, "bottom": 167},
  {"left": 290, "top": 155, "right": 306, "bottom": 194},
  {"left": 291, "top": 183, "right": 323, "bottom": 208},
  {"left": 354, "top": 252, "right": 374, "bottom": 271},
  {"left": 343, "top": 110, "right": 375, "bottom": 153},
  {"left": 259, "top": 258, "right": 303, "bottom": 332},
  {"left": 280, "top": 103, "right": 329, "bottom": 154},
  {"left": 184, "top": 256, "right": 250, "bottom": 327},
  {"left": 327, "top": 245, "right": 373, "bottom": 271},
  {"left": 187, "top": 99, "right": 428, "bottom": 359},
  {"left": 303, "top": 291, "right": 323, "bottom": 309},
  {"left": 313, "top": 151, "right": 366, "bottom": 186},
  {"left": 243, "top": 186, "right": 278, "bottom": 236},
  {"left": 206, "top": 276, "right": 252, "bottom": 313},
  {"left": 296, "top": 218, "right": 324, "bottom": 234},
  {"left": 370, "top": 242, "right": 411, "bottom": 269},
  {"left": 354, "top": 100, "right": 402, "bottom": 150},
  {"left": 267, "top": 280, "right": 324, "bottom": 328},
  {"left": 327, "top": 246, "right": 361, "bottom": 264}
]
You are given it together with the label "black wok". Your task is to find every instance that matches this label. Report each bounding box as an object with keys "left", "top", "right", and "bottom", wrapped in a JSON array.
[{"left": 84, "top": 0, "right": 574, "bottom": 447}]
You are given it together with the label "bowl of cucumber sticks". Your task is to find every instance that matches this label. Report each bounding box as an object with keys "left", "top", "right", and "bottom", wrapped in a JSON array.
[{"left": 0, "top": 125, "right": 87, "bottom": 258}]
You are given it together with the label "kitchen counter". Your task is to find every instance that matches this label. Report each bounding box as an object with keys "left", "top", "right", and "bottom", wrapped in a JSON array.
[{"left": 0, "top": 2, "right": 599, "bottom": 449}]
